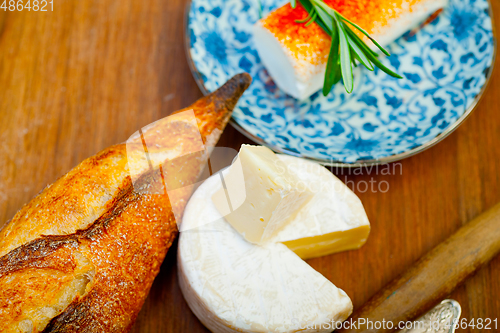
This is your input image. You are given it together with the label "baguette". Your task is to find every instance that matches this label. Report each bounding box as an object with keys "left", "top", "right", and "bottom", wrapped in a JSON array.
[{"left": 0, "top": 73, "right": 252, "bottom": 333}]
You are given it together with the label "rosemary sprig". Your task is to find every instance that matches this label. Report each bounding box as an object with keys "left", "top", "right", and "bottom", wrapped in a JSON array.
[
  {"left": 293, "top": 0, "right": 402, "bottom": 95},
  {"left": 257, "top": 0, "right": 263, "bottom": 18}
]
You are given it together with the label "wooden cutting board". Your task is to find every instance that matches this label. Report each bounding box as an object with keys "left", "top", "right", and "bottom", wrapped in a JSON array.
[{"left": 0, "top": 1, "right": 499, "bottom": 332}]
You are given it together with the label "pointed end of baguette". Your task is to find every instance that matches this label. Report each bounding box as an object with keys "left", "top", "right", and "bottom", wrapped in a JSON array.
[
  {"left": 190, "top": 73, "right": 252, "bottom": 140},
  {"left": 214, "top": 73, "right": 252, "bottom": 112}
]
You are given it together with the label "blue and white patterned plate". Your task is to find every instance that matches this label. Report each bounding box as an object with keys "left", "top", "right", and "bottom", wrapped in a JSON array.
[{"left": 186, "top": 0, "right": 496, "bottom": 166}]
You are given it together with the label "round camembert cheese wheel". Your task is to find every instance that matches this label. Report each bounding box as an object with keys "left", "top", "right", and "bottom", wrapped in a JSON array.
[{"left": 178, "top": 155, "right": 370, "bottom": 332}]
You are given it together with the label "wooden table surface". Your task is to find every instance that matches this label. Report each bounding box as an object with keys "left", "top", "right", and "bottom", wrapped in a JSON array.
[{"left": 0, "top": 1, "right": 498, "bottom": 332}]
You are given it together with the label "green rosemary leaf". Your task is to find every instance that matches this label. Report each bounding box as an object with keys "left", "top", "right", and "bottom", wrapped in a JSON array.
[
  {"left": 344, "top": 26, "right": 379, "bottom": 59},
  {"left": 305, "top": 11, "right": 317, "bottom": 26},
  {"left": 365, "top": 51, "right": 403, "bottom": 78},
  {"left": 310, "top": 0, "right": 339, "bottom": 24},
  {"left": 291, "top": 0, "right": 296, "bottom": 8},
  {"left": 336, "top": 20, "right": 353, "bottom": 93},
  {"left": 311, "top": 2, "right": 334, "bottom": 34},
  {"left": 336, "top": 13, "right": 390, "bottom": 56},
  {"left": 309, "top": 0, "right": 334, "bottom": 33},
  {"left": 343, "top": 27, "right": 401, "bottom": 78},
  {"left": 347, "top": 34, "right": 374, "bottom": 70},
  {"left": 323, "top": 25, "right": 341, "bottom": 96},
  {"left": 295, "top": 9, "right": 314, "bottom": 24},
  {"left": 298, "top": 0, "right": 332, "bottom": 35},
  {"left": 351, "top": 52, "right": 358, "bottom": 67}
]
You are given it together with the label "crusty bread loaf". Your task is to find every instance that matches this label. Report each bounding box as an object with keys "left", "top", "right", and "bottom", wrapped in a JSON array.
[{"left": 0, "top": 74, "right": 251, "bottom": 333}]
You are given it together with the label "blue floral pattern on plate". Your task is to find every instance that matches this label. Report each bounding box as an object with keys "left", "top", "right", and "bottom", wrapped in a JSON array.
[{"left": 186, "top": 0, "right": 495, "bottom": 165}]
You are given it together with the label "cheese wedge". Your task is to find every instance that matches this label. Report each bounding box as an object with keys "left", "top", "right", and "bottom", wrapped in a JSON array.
[
  {"left": 253, "top": 0, "right": 448, "bottom": 99},
  {"left": 212, "top": 145, "right": 313, "bottom": 244},
  {"left": 275, "top": 155, "right": 370, "bottom": 259},
  {"left": 178, "top": 154, "right": 370, "bottom": 332}
]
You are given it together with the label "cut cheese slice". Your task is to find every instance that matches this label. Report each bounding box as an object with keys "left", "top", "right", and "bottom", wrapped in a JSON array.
[
  {"left": 253, "top": 0, "right": 448, "bottom": 99},
  {"left": 275, "top": 155, "right": 370, "bottom": 259},
  {"left": 178, "top": 154, "right": 370, "bottom": 332},
  {"left": 212, "top": 145, "right": 313, "bottom": 244}
]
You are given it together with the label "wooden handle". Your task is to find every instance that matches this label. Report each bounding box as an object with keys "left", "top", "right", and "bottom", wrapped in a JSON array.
[{"left": 338, "top": 202, "right": 500, "bottom": 333}]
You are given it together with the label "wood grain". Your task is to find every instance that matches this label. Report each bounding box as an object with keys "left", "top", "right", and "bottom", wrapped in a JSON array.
[
  {"left": 336, "top": 202, "right": 500, "bottom": 333},
  {"left": 0, "top": 0, "right": 498, "bottom": 332}
]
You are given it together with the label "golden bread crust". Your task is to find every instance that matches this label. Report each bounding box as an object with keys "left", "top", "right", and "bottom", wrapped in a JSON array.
[{"left": 0, "top": 74, "right": 252, "bottom": 332}]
